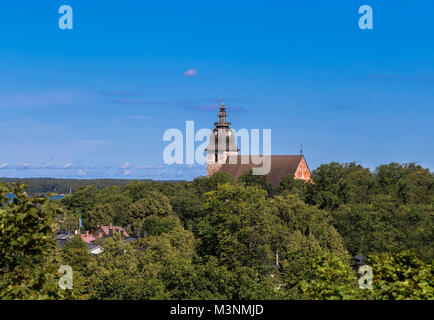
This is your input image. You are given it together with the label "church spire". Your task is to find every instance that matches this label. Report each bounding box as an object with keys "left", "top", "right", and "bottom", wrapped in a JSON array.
[{"left": 214, "top": 102, "right": 231, "bottom": 127}]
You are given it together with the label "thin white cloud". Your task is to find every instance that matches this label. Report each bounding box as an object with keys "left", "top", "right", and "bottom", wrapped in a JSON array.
[
  {"left": 42, "top": 163, "right": 54, "bottom": 168},
  {"left": 0, "top": 163, "right": 8, "bottom": 169},
  {"left": 77, "top": 169, "right": 86, "bottom": 176},
  {"left": 120, "top": 162, "right": 131, "bottom": 169},
  {"left": 183, "top": 69, "right": 198, "bottom": 77},
  {"left": 22, "top": 162, "right": 31, "bottom": 168},
  {"left": 139, "top": 165, "right": 156, "bottom": 169},
  {"left": 123, "top": 170, "right": 132, "bottom": 176},
  {"left": 63, "top": 163, "right": 73, "bottom": 169}
]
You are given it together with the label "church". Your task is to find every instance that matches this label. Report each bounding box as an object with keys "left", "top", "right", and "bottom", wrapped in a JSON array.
[{"left": 206, "top": 103, "right": 311, "bottom": 186}]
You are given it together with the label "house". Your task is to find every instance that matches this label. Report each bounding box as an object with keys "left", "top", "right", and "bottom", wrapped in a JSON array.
[
  {"left": 57, "top": 225, "right": 138, "bottom": 256},
  {"left": 55, "top": 232, "right": 73, "bottom": 248},
  {"left": 77, "top": 224, "right": 137, "bottom": 255},
  {"left": 206, "top": 103, "right": 311, "bottom": 186},
  {"left": 79, "top": 224, "right": 132, "bottom": 243},
  {"left": 92, "top": 224, "right": 131, "bottom": 240},
  {"left": 80, "top": 230, "right": 96, "bottom": 243},
  {"left": 86, "top": 243, "right": 105, "bottom": 256}
]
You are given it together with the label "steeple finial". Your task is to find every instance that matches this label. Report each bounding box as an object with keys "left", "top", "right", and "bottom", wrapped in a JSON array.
[
  {"left": 214, "top": 101, "right": 230, "bottom": 127},
  {"left": 300, "top": 144, "right": 303, "bottom": 155}
]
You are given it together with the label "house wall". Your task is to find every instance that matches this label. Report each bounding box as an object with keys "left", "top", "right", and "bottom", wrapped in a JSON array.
[{"left": 90, "top": 247, "right": 104, "bottom": 255}]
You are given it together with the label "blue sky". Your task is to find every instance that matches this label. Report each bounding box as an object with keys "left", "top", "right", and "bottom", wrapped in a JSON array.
[{"left": 0, "top": 0, "right": 433, "bottom": 180}]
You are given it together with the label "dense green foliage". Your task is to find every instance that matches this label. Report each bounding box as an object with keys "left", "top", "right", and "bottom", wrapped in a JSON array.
[
  {"left": 305, "top": 162, "right": 434, "bottom": 262},
  {"left": 0, "top": 183, "right": 63, "bottom": 299},
  {"left": 299, "top": 251, "right": 433, "bottom": 300},
  {"left": 1, "top": 161, "right": 433, "bottom": 300}
]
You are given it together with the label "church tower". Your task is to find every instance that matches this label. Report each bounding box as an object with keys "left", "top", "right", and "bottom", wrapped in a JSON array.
[{"left": 206, "top": 102, "right": 239, "bottom": 177}]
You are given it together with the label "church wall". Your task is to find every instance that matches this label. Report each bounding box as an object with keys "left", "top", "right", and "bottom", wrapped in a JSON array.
[
  {"left": 295, "top": 157, "right": 311, "bottom": 181},
  {"left": 206, "top": 151, "right": 237, "bottom": 177}
]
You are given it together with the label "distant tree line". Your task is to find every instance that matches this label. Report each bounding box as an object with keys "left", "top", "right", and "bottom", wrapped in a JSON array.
[{"left": 0, "top": 177, "right": 160, "bottom": 194}]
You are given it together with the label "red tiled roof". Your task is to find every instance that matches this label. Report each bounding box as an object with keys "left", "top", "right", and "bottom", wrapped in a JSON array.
[
  {"left": 80, "top": 233, "right": 96, "bottom": 243},
  {"left": 97, "top": 226, "right": 130, "bottom": 238},
  {"left": 217, "top": 155, "right": 307, "bottom": 186}
]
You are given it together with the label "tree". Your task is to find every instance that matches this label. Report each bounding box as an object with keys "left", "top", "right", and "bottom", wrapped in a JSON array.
[
  {"left": 0, "top": 182, "right": 62, "bottom": 299},
  {"left": 83, "top": 233, "right": 158, "bottom": 300},
  {"left": 331, "top": 198, "right": 434, "bottom": 261},
  {"left": 269, "top": 194, "right": 350, "bottom": 290},
  {"left": 142, "top": 214, "right": 181, "bottom": 236},
  {"left": 62, "top": 235, "right": 92, "bottom": 273},
  {"left": 305, "top": 162, "right": 375, "bottom": 210},
  {"left": 83, "top": 203, "right": 114, "bottom": 230},
  {"left": 238, "top": 169, "right": 273, "bottom": 195},
  {"left": 230, "top": 266, "right": 283, "bottom": 299},
  {"left": 366, "top": 250, "right": 434, "bottom": 299},
  {"left": 122, "top": 181, "right": 159, "bottom": 202},
  {"left": 57, "top": 210, "right": 80, "bottom": 234},
  {"left": 299, "top": 251, "right": 434, "bottom": 300},
  {"left": 62, "top": 185, "right": 99, "bottom": 216},
  {"left": 81, "top": 225, "right": 198, "bottom": 299},
  {"left": 192, "top": 172, "right": 235, "bottom": 195},
  {"left": 278, "top": 174, "right": 307, "bottom": 197},
  {"left": 97, "top": 192, "right": 132, "bottom": 227},
  {"left": 376, "top": 163, "right": 434, "bottom": 205},
  {"left": 128, "top": 191, "right": 173, "bottom": 233},
  {"left": 169, "top": 186, "right": 203, "bottom": 234},
  {"left": 198, "top": 183, "right": 282, "bottom": 272},
  {"left": 298, "top": 255, "right": 366, "bottom": 300}
]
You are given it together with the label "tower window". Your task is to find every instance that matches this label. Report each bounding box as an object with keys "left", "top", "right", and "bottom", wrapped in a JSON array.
[{"left": 215, "top": 153, "right": 218, "bottom": 162}]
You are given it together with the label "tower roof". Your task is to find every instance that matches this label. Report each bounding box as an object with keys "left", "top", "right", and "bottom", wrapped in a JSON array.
[
  {"left": 214, "top": 102, "right": 231, "bottom": 127},
  {"left": 217, "top": 102, "right": 227, "bottom": 116}
]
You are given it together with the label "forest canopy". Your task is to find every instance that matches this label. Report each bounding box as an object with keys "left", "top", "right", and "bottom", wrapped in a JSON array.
[{"left": 1, "top": 162, "right": 433, "bottom": 300}]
